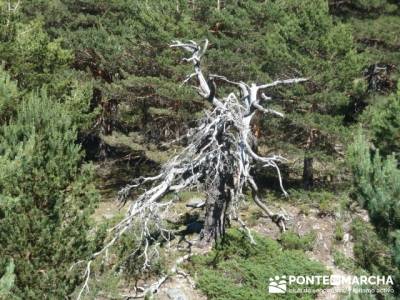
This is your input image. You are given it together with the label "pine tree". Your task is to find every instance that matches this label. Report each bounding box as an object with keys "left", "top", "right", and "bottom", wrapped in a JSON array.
[
  {"left": 361, "top": 85, "right": 400, "bottom": 158},
  {"left": 0, "top": 88, "right": 100, "bottom": 298},
  {"left": 0, "top": 65, "right": 19, "bottom": 123},
  {"left": 347, "top": 132, "right": 400, "bottom": 292},
  {"left": 0, "top": 5, "right": 73, "bottom": 92},
  {"left": 348, "top": 132, "right": 400, "bottom": 232}
]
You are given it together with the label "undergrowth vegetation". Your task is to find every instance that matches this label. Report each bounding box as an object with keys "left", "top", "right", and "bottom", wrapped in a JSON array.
[{"left": 186, "top": 229, "right": 328, "bottom": 300}]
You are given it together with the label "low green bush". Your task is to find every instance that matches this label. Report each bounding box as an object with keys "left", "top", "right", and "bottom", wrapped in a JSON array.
[
  {"left": 287, "top": 190, "right": 339, "bottom": 216},
  {"left": 280, "top": 231, "right": 316, "bottom": 251},
  {"left": 186, "top": 229, "right": 328, "bottom": 300},
  {"left": 332, "top": 250, "right": 358, "bottom": 273},
  {"left": 351, "top": 218, "right": 400, "bottom": 293},
  {"left": 334, "top": 221, "right": 344, "bottom": 242}
]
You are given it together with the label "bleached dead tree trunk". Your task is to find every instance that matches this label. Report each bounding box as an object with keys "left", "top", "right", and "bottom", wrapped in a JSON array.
[
  {"left": 75, "top": 39, "right": 306, "bottom": 299},
  {"left": 115, "top": 39, "right": 307, "bottom": 243},
  {"left": 167, "top": 39, "right": 307, "bottom": 241}
]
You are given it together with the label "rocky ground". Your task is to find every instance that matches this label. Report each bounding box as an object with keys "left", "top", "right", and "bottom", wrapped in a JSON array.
[{"left": 93, "top": 194, "right": 369, "bottom": 300}]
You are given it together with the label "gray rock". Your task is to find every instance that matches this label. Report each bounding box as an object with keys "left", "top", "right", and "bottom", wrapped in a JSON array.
[
  {"left": 166, "top": 288, "right": 188, "bottom": 300},
  {"left": 186, "top": 199, "right": 205, "bottom": 208}
]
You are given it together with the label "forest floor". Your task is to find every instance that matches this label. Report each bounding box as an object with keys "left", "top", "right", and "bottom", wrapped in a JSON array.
[{"left": 92, "top": 189, "right": 368, "bottom": 300}]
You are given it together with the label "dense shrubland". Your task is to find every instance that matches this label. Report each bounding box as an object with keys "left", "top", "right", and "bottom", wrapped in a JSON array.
[{"left": 0, "top": 0, "right": 399, "bottom": 298}]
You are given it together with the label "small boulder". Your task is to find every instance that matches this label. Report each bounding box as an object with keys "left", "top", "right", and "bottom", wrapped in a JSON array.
[
  {"left": 166, "top": 288, "right": 188, "bottom": 300},
  {"left": 186, "top": 199, "right": 205, "bottom": 208}
]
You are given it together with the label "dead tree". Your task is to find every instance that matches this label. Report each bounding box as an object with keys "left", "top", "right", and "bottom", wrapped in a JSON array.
[
  {"left": 117, "top": 39, "right": 306, "bottom": 242},
  {"left": 76, "top": 39, "right": 306, "bottom": 299}
]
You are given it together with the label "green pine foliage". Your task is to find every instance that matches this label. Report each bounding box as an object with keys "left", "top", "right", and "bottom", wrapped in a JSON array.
[
  {"left": 350, "top": 14, "right": 400, "bottom": 65},
  {"left": 0, "top": 89, "right": 100, "bottom": 298},
  {"left": 361, "top": 86, "right": 400, "bottom": 157},
  {"left": 329, "top": 0, "right": 397, "bottom": 15},
  {"left": 0, "top": 65, "right": 19, "bottom": 123},
  {"left": 0, "top": 17, "right": 72, "bottom": 90},
  {"left": 13, "top": 0, "right": 365, "bottom": 154},
  {"left": 347, "top": 133, "right": 400, "bottom": 293},
  {"left": 347, "top": 132, "right": 400, "bottom": 232},
  {"left": 0, "top": 260, "right": 16, "bottom": 299},
  {"left": 351, "top": 218, "right": 400, "bottom": 294}
]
